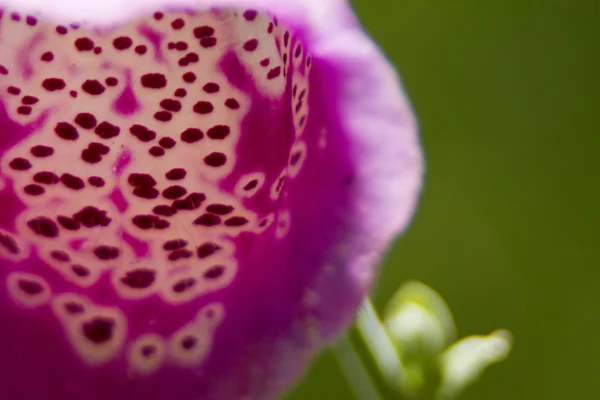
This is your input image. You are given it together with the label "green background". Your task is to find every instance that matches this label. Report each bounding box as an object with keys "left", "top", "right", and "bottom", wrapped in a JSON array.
[{"left": 289, "top": 0, "right": 599, "bottom": 399}]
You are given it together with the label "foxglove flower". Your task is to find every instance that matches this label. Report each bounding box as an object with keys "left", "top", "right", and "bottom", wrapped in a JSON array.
[{"left": 0, "top": 0, "right": 422, "bottom": 399}]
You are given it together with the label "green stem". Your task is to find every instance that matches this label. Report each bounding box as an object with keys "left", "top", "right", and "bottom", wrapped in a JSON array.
[
  {"left": 332, "top": 334, "right": 383, "bottom": 400},
  {"left": 356, "top": 298, "right": 409, "bottom": 393}
]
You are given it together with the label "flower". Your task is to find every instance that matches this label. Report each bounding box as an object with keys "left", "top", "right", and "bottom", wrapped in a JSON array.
[{"left": 0, "top": 0, "right": 422, "bottom": 399}]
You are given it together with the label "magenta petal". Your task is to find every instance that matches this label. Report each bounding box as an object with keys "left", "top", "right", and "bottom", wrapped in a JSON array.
[{"left": 0, "top": 1, "right": 422, "bottom": 399}]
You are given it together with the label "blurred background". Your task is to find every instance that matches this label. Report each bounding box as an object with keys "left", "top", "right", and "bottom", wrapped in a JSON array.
[{"left": 288, "top": 0, "right": 599, "bottom": 399}]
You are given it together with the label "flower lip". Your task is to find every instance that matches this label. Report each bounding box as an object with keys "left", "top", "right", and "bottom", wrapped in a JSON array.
[{"left": 0, "top": 1, "right": 422, "bottom": 399}]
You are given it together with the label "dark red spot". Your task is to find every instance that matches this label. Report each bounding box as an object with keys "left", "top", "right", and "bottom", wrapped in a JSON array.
[
  {"left": 163, "top": 239, "right": 187, "bottom": 251},
  {"left": 0, "top": 234, "right": 19, "bottom": 255},
  {"left": 64, "top": 302, "right": 85, "bottom": 314},
  {"left": 22, "top": 96, "right": 39, "bottom": 105},
  {"left": 284, "top": 31, "right": 290, "bottom": 47},
  {"left": 295, "top": 45, "right": 302, "bottom": 58},
  {"left": 93, "top": 47, "right": 102, "bottom": 54},
  {"left": 18, "top": 280, "right": 43, "bottom": 295},
  {"left": 82, "top": 80, "right": 105, "bottom": 95},
  {"left": 260, "top": 58, "right": 270, "bottom": 67},
  {"left": 30, "top": 145, "right": 54, "bottom": 158},
  {"left": 225, "top": 98, "right": 240, "bottom": 109},
  {"left": 175, "top": 41, "right": 188, "bottom": 51},
  {"left": 224, "top": 216, "right": 249, "bottom": 227},
  {"left": 267, "top": 23, "right": 274, "bottom": 34},
  {"left": 27, "top": 217, "right": 59, "bottom": 238},
  {"left": 168, "top": 249, "right": 193, "bottom": 262},
  {"left": 74, "top": 113, "right": 97, "bottom": 129},
  {"left": 206, "top": 204, "right": 234, "bottom": 215},
  {"left": 81, "top": 149, "right": 102, "bottom": 164},
  {"left": 154, "top": 111, "right": 172, "bottom": 122},
  {"left": 95, "top": 121, "right": 120, "bottom": 139},
  {"left": 166, "top": 168, "right": 186, "bottom": 180},
  {"left": 141, "top": 73, "right": 167, "bottom": 89},
  {"left": 17, "top": 106, "right": 32, "bottom": 115},
  {"left": 182, "top": 72, "right": 196, "bottom": 83},
  {"left": 171, "top": 18, "right": 185, "bottom": 30},
  {"left": 135, "top": 45, "right": 147, "bottom": 55},
  {"left": 180, "top": 128, "right": 203, "bottom": 143},
  {"left": 24, "top": 184, "right": 44, "bottom": 196},
  {"left": 153, "top": 205, "right": 177, "bottom": 217},
  {"left": 88, "top": 176, "right": 105, "bottom": 187},
  {"left": 244, "top": 180, "right": 258, "bottom": 191},
  {"left": 154, "top": 12, "right": 164, "bottom": 20},
  {"left": 61, "top": 173, "right": 85, "bottom": 190},
  {"left": 173, "top": 278, "right": 196, "bottom": 293},
  {"left": 243, "top": 39, "right": 258, "bottom": 52},
  {"left": 7, "top": 86, "right": 20, "bottom": 95},
  {"left": 184, "top": 52, "right": 199, "bottom": 63},
  {"left": 42, "top": 78, "right": 66, "bottom": 92},
  {"left": 54, "top": 122, "right": 79, "bottom": 140},
  {"left": 75, "top": 37, "right": 95, "bottom": 51},
  {"left": 276, "top": 177, "right": 285, "bottom": 192},
  {"left": 25, "top": 16, "right": 38, "bottom": 26},
  {"left": 9, "top": 158, "right": 31, "bottom": 171},
  {"left": 299, "top": 116, "right": 306, "bottom": 127},
  {"left": 160, "top": 99, "right": 182, "bottom": 112},
  {"left": 33, "top": 171, "right": 59, "bottom": 185},
  {"left": 290, "top": 151, "right": 302, "bottom": 166},
  {"left": 172, "top": 193, "right": 205, "bottom": 210},
  {"left": 267, "top": 67, "right": 281, "bottom": 80},
  {"left": 70, "top": 90, "right": 78, "bottom": 98},
  {"left": 243, "top": 10, "right": 257, "bottom": 21},
  {"left": 105, "top": 77, "right": 118, "bottom": 87},
  {"left": 181, "top": 336, "right": 197, "bottom": 350},
  {"left": 203, "top": 83, "right": 220, "bottom": 93},
  {"left": 113, "top": 36, "right": 133, "bottom": 50},
  {"left": 149, "top": 146, "right": 165, "bottom": 157},
  {"left": 129, "top": 124, "right": 155, "bottom": 142},
  {"left": 174, "top": 88, "right": 187, "bottom": 98},
  {"left": 193, "top": 214, "right": 221, "bottom": 227},
  {"left": 283, "top": 54, "right": 288, "bottom": 64},
  {"left": 133, "top": 187, "right": 160, "bottom": 200},
  {"left": 162, "top": 185, "right": 187, "bottom": 200},
  {"left": 121, "top": 269, "right": 155, "bottom": 289},
  {"left": 128, "top": 173, "right": 157, "bottom": 187},
  {"left": 204, "top": 266, "right": 225, "bottom": 279},
  {"left": 83, "top": 317, "right": 115, "bottom": 344},
  {"left": 51, "top": 250, "right": 71, "bottom": 262},
  {"left": 132, "top": 215, "right": 157, "bottom": 230},
  {"left": 207, "top": 125, "right": 230, "bottom": 140},
  {"left": 159, "top": 137, "right": 176, "bottom": 149},
  {"left": 57, "top": 216, "right": 81, "bottom": 231},
  {"left": 204, "top": 152, "right": 227, "bottom": 167},
  {"left": 193, "top": 101, "right": 213, "bottom": 114},
  {"left": 306, "top": 56, "right": 312, "bottom": 67},
  {"left": 197, "top": 242, "right": 222, "bottom": 259},
  {"left": 56, "top": 26, "right": 68, "bottom": 35},
  {"left": 141, "top": 346, "right": 156, "bottom": 357},
  {"left": 73, "top": 206, "right": 111, "bottom": 228},
  {"left": 200, "top": 37, "right": 217, "bottom": 48},
  {"left": 71, "top": 265, "right": 90, "bottom": 277},
  {"left": 40, "top": 51, "right": 54, "bottom": 62},
  {"left": 193, "top": 26, "right": 214, "bottom": 38},
  {"left": 94, "top": 246, "right": 119, "bottom": 260}
]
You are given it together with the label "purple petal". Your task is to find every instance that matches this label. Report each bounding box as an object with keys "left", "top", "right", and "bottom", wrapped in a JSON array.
[{"left": 0, "top": 1, "right": 422, "bottom": 399}]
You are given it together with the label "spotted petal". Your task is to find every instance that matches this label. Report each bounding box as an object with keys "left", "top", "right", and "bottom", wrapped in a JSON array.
[{"left": 0, "top": 0, "right": 422, "bottom": 399}]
